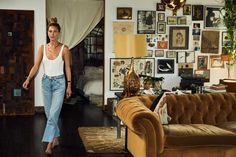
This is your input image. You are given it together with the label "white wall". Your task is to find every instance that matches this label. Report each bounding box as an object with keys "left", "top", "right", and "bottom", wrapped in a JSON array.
[
  {"left": 0, "top": 0, "right": 46, "bottom": 106},
  {"left": 104, "top": 0, "right": 229, "bottom": 103}
]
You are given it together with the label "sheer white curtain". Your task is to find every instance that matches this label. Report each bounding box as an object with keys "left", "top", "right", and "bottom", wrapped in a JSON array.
[{"left": 46, "top": 0, "right": 104, "bottom": 49}]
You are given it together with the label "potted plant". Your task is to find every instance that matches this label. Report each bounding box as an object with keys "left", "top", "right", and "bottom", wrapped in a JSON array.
[{"left": 221, "top": 0, "right": 236, "bottom": 78}]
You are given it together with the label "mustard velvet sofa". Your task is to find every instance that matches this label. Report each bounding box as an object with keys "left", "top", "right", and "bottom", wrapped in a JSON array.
[{"left": 116, "top": 93, "right": 236, "bottom": 157}]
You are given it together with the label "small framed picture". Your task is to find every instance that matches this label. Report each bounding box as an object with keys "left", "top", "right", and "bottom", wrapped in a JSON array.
[
  {"left": 117, "top": 7, "right": 132, "bottom": 20},
  {"left": 194, "top": 70, "right": 210, "bottom": 82},
  {"left": 177, "top": 51, "right": 186, "bottom": 63},
  {"left": 192, "top": 5, "right": 204, "bottom": 21},
  {"left": 157, "top": 59, "right": 175, "bottom": 74},
  {"left": 158, "top": 13, "right": 165, "bottom": 21},
  {"left": 178, "top": 63, "right": 193, "bottom": 77},
  {"left": 186, "top": 51, "right": 195, "bottom": 63},
  {"left": 177, "top": 16, "right": 187, "bottom": 25},
  {"left": 222, "top": 31, "right": 231, "bottom": 46},
  {"left": 157, "top": 22, "right": 166, "bottom": 34},
  {"left": 167, "top": 16, "right": 177, "bottom": 25},
  {"left": 210, "top": 55, "right": 224, "bottom": 68},
  {"left": 197, "top": 56, "right": 208, "bottom": 70},
  {"left": 156, "top": 3, "right": 165, "bottom": 11},
  {"left": 155, "top": 50, "right": 164, "bottom": 57},
  {"left": 183, "top": 4, "right": 191, "bottom": 15},
  {"left": 166, "top": 51, "right": 176, "bottom": 58},
  {"left": 147, "top": 50, "right": 153, "bottom": 57}
]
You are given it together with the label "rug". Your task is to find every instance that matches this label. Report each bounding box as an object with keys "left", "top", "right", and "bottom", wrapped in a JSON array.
[{"left": 78, "top": 126, "right": 126, "bottom": 153}]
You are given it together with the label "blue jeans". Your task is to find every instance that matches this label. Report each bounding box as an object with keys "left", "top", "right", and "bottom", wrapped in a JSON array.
[{"left": 41, "top": 74, "right": 65, "bottom": 142}]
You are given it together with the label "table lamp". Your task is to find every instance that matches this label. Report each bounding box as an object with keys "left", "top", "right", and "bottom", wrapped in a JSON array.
[{"left": 114, "top": 34, "right": 147, "bottom": 97}]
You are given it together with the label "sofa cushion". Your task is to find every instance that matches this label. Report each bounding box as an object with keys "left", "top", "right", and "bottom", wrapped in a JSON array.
[
  {"left": 163, "top": 124, "right": 236, "bottom": 148},
  {"left": 217, "top": 121, "right": 236, "bottom": 133}
]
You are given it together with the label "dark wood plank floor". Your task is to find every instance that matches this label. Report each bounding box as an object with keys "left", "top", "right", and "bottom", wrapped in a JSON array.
[{"left": 0, "top": 99, "right": 132, "bottom": 157}]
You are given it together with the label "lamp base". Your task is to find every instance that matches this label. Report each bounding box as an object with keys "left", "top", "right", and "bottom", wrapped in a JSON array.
[{"left": 122, "top": 58, "right": 140, "bottom": 98}]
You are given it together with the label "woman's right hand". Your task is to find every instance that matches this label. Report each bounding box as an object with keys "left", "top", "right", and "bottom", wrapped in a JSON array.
[{"left": 22, "top": 80, "right": 30, "bottom": 90}]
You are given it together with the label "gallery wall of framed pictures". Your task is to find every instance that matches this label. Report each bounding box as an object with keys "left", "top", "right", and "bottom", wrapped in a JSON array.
[{"left": 108, "top": 0, "right": 228, "bottom": 92}]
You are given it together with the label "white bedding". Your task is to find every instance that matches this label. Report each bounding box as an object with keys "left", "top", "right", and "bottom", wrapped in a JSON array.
[{"left": 78, "top": 66, "right": 103, "bottom": 96}]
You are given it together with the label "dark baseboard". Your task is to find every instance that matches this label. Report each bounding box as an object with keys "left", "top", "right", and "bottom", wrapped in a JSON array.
[{"left": 35, "top": 106, "right": 45, "bottom": 114}]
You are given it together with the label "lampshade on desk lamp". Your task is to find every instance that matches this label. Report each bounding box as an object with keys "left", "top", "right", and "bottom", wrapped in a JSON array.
[{"left": 114, "top": 34, "right": 147, "bottom": 97}]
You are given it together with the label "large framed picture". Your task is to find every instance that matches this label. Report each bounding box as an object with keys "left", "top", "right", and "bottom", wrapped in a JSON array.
[
  {"left": 201, "top": 30, "right": 219, "bottom": 54},
  {"left": 110, "top": 58, "right": 155, "bottom": 90},
  {"left": 117, "top": 7, "right": 132, "bottom": 20},
  {"left": 204, "top": 6, "right": 225, "bottom": 29},
  {"left": 169, "top": 26, "right": 189, "bottom": 50},
  {"left": 137, "top": 10, "right": 156, "bottom": 34},
  {"left": 157, "top": 59, "right": 175, "bottom": 74}
]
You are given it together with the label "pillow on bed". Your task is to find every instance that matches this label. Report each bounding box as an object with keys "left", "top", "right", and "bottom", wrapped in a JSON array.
[{"left": 84, "top": 66, "right": 103, "bottom": 78}]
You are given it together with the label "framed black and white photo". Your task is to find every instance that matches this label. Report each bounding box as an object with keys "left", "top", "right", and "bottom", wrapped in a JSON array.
[
  {"left": 183, "top": 4, "right": 191, "bottom": 15},
  {"left": 177, "top": 51, "right": 186, "bottom": 63},
  {"left": 166, "top": 51, "right": 176, "bottom": 58},
  {"left": 177, "top": 16, "right": 187, "bottom": 25},
  {"left": 117, "top": 7, "right": 132, "bottom": 20},
  {"left": 137, "top": 10, "right": 156, "bottom": 34},
  {"left": 158, "top": 13, "right": 165, "bottom": 21},
  {"left": 186, "top": 51, "right": 195, "bottom": 63},
  {"left": 222, "top": 31, "right": 231, "bottom": 46},
  {"left": 205, "top": 6, "right": 225, "bottom": 29},
  {"left": 157, "top": 22, "right": 166, "bottom": 34},
  {"left": 156, "top": 3, "right": 165, "bottom": 11},
  {"left": 110, "top": 58, "right": 155, "bottom": 90},
  {"left": 155, "top": 50, "right": 164, "bottom": 57},
  {"left": 157, "top": 59, "right": 175, "bottom": 74},
  {"left": 192, "top": 5, "right": 204, "bottom": 21},
  {"left": 167, "top": 16, "right": 177, "bottom": 25}
]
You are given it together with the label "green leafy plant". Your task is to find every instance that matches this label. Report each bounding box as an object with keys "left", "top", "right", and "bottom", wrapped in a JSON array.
[{"left": 221, "top": 0, "right": 236, "bottom": 62}]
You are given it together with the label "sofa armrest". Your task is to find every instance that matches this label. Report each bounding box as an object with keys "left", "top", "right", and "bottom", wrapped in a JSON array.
[{"left": 116, "top": 97, "right": 165, "bottom": 154}]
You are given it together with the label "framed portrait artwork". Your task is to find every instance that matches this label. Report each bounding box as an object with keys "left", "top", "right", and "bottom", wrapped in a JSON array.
[
  {"left": 192, "top": 5, "right": 204, "bottom": 21},
  {"left": 166, "top": 51, "right": 176, "bottom": 58},
  {"left": 167, "top": 16, "right": 177, "bottom": 25},
  {"left": 157, "top": 22, "right": 166, "bottom": 34},
  {"left": 204, "top": 6, "right": 225, "bottom": 29},
  {"left": 201, "top": 30, "right": 219, "bottom": 54},
  {"left": 157, "top": 59, "right": 175, "bottom": 74},
  {"left": 117, "top": 7, "right": 132, "bottom": 20},
  {"left": 137, "top": 10, "right": 156, "bottom": 34},
  {"left": 158, "top": 13, "right": 165, "bottom": 21},
  {"left": 183, "top": 4, "right": 191, "bottom": 15},
  {"left": 110, "top": 58, "right": 155, "bottom": 90},
  {"left": 169, "top": 26, "right": 189, "bottom": 50},
  {"left": 156, "top": 3, "right": 165, "bottom": 11},
  {"left": 155, "top": 50, "right": 164, "bottom": 57},
  {"left": 194, "top": 70, "right": 210, "bottom": 82},
  {"left": 197, "top": 56, "right": 208, "bottom": 70},
  {"left": 210, "top": 55, "right": 224, "bottom": 68}
]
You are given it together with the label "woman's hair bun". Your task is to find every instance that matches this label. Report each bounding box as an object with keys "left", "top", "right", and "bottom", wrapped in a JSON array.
[{"left": 48, "top": 17, "right": 58, "bottom": 24}]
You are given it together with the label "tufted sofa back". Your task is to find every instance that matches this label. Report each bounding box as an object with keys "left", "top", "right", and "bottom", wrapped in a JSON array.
[{"left": 164, "top": 93, "right": 236, "bottom": 125}]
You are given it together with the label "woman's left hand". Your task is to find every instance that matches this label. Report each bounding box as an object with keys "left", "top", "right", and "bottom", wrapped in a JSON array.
[{"left": 66, "top": 86, "right": 72, "bottom": 99}]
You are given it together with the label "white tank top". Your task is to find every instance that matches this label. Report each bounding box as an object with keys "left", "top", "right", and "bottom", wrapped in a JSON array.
[{"left": 42, "top": 44, "right": 64, "bottom": 76}]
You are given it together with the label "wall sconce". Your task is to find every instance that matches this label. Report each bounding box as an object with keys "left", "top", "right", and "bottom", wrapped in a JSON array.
[
  {"left": 114, "top": 34, "right": 147, "bottom": 98},
  {"left": 161, "top": 0, "right": 186, "bottom": 16}
]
